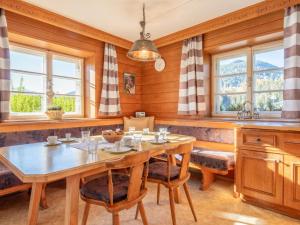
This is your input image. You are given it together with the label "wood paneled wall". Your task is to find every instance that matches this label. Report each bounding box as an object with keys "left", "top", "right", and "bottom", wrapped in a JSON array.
[
  {"left": 204, "top": 10, "right": 284, "bottom": 53},
  {"left": 141, "top": 42, "right": 210, "bottom": 119},
  {"left": 142, "top": 10, "right": 285, "bottom": 119},
  {"left": 6, "top": 11, "right": 142, "bottom": 119}
]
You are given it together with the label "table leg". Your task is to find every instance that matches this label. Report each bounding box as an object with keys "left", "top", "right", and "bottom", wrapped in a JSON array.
[
  {"left": 27, "top": 182, "right": 43, "bottom": 225},
  {"left": 65, "top": 174, "right": 80, "bottom": 225}
]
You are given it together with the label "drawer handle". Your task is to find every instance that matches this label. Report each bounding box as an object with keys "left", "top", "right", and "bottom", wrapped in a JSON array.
[{"left": 256, "top": 138, "right": 261, "bottom": 142}]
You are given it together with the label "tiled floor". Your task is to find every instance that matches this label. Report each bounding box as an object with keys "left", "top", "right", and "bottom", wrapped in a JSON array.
[{"left": 0, "top": 174, "right": 299, "bottom": 225}]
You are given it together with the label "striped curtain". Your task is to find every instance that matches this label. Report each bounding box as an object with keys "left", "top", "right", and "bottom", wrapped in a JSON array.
[
  {"left": 99, "top": 43, "right": 121, "bottom": 115},
  {"left": 178, "top": 35, "right": 205, "bottom": 115},
  {"left": 282, "top": 5, "right": 300, "bottom": 119},
  {"left": 0, "top": 9, "right": 10, "bottom": 121}
]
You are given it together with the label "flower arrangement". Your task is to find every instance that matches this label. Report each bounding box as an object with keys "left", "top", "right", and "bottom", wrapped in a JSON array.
[{"left": 46, "top": 105, "right": 64, "bottom": 120}]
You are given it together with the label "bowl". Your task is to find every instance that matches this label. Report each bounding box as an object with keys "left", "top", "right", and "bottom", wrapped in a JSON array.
[{"left": 102, "top": 130, "right": 124, "bottom": 143}]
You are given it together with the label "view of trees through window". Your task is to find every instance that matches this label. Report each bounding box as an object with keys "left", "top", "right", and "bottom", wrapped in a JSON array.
[
  {"left": 214, "top": 43, "right": 284, "bottom": 115},
  {"left": 10, "top": 45, "right": 82, "bottom": 116}
]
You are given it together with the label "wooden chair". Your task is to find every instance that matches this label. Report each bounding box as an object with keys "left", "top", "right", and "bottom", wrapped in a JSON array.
[
  {"left": 80, "top": 150, "right": 150, "bottom": 225},
  {"left": 139, "top": 143, "right": 197, "bottom": 225}
]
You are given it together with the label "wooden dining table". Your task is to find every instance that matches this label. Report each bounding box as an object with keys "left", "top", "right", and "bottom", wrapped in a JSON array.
[{"left": 0, "top": 133, "right": 195, "bottom": 225}]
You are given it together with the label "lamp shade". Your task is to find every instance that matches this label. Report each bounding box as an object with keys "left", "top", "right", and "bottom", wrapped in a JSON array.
[{"left": 127, "top": 39, "right": 160, "bottom": 62}]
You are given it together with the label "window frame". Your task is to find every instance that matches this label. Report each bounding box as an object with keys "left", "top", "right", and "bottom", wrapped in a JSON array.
[
  {"left": 9, "top": 43, "right": 84, "bottom": 120},
  {"left": 212, "top": 40, "right": 283, "bottom": 118}
]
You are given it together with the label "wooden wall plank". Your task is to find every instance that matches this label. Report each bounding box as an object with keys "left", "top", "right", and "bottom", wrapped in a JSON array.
[
  {"left": 0, "top": 0, "right": 132, "bottom": 49},
  {"left": 154, "top": 0, "right": 299, "bottom": 47}
]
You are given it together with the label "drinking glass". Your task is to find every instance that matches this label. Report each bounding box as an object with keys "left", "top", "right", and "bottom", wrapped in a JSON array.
[
  {"left": 88, "top": 139, "right": 99, "bottom": 154},
  {"left": 81, "top": 130, "right": 90, "bottom": 143},
  {"left": 114, "top": 141, "right": 121, "bottom": 152},
  {"left": 159, "top": 128, "right": 168, "bottom": 140},
  {"left": 133, "top": 133, "right": 143, "bottom": 150}
]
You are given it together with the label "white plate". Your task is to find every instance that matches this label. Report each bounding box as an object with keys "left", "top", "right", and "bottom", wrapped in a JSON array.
[
  {"left": 149, "top": 140, "right": 168, "bottom": 145},
  {"left": 104, "top": 146, "right": 133, "bottom": 154},
  {"left": 44, "top": 141, "right": 62, "bottom": 146},
  {"left": 58, "top": 138, "right": 76, "bottom": 143}
]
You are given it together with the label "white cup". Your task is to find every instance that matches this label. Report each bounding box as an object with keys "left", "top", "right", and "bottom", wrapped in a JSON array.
[
  {"left": 47, "top": 136, "right": 58, "bottom": 145},
  {"left": 65, "top": 133, "right": 71, "bottom": 140}
]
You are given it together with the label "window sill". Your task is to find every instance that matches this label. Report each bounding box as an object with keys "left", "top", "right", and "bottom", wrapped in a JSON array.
[
  {"left": 155, "top": 117, "right": 300, "bottom": 130},
  {"left": 0, "top": 118, "right": 123, "bottom": 133}
]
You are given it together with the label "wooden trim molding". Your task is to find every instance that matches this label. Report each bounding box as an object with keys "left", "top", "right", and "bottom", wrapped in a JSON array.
[
  {"left": 154, "top": 0, "right": 300, "bottom": 47},
  {"left": 155, "top": 118, "right": 236, "bottom": 129},
  {"left": 0, "top": 118, "right": 123, "bottom": 133},
  {"left": 193, "top": 140, "right": 234, "bottom": 152},
  {"left": 0, "top": 0, "right": 132, "bottom": 49}
]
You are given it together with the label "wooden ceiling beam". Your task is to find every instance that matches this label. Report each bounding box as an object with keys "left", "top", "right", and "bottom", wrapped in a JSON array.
[
  {"left": 0, "top": 0, "right": 132, "bottom": 49},
  {"left": 154, "top": 0, "right": 300, "bottom": 47}
]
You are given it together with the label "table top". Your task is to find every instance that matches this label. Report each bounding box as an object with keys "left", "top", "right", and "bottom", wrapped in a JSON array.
[{"left": 0, "top": 134, "right": 195, "bottom": 183}]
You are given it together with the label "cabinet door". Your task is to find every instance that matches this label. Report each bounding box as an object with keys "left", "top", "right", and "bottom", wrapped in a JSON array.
[
  {"left": 237, "top": 150, "right": 283, "bottom": 205},
  {"left": 284, "top": 155, "right": 300, "bottom": 210}
]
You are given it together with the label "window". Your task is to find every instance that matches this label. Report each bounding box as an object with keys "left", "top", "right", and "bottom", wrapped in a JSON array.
[
  {"left": 212, "top": 42, "right": 284, "bottom": 117},
  {"left": 10, "top": 44, "right": 83, "bottom": 118}
]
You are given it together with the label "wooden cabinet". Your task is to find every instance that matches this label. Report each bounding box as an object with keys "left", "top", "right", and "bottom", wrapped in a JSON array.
[
  {"left": 237, "top": 150, "right": 283, "bottom": 205},
  {"left": 236, "top": 128, "right": 300, "bottom": 216},
  {"left": 284, "top": 155, "right": 300, "bottom": 210}
]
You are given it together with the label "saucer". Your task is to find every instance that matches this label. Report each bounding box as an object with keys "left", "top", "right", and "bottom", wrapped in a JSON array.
[
  {"left": 149, "top": 140, "right": 168, "bottom": 145},
  {"left": 44, "top": 141, "right": 62, "bottom": 146},
  {"left": 58, "top": 138, "right": 76, "bottom": 143},
  {"left": 104, "top": 146, "right": 133, "bottom": 154}
]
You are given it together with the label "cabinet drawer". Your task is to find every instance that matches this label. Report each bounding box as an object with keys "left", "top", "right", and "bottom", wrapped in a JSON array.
[
  {"left": 239, "top": 130, "right": 277, "bottom": 150},
  {"left": 281, "top": 133, "right": 300, "bottom": 156}
]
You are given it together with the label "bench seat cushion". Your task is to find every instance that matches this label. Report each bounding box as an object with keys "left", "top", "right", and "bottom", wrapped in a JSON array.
[
  {"left": 191, "top": 148, "right": 235, "bottom": 171},
  {"left": 0, "top": 162, "right": 23, "bottom": 190}
]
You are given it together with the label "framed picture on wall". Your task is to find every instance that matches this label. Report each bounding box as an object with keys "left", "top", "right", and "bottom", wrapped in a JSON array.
[{"left": 123, "top": 72, "right": 135, "bottom": 95}]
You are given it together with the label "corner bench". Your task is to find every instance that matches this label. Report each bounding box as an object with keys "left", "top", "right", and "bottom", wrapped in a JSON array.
[
  {"left": 0, "top": 162, "right": 30, "bottom": 196},
  {"left": 190, "top": 148, "right": 235, "bottom": 190},
  {"left": 0, "top": 162, "right": 48, "bottom": 208}
]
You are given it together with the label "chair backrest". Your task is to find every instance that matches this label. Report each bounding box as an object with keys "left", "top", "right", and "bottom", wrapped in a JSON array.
[
  {"left": 165, "top": 142, "right": 193, "bottom": 181},
  {"left": 105, "top": 150, "right": 150, "bottom": 205}
]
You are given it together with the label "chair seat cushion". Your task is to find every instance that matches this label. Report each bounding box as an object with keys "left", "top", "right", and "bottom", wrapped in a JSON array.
[
  {"left": 148, "top": 161, "right": 180, "bottom": 181},
  {"left": 0, "top": 162, "right": 23, "bottom": 190},
  {"left": 191, "top": 148, "right": 235, "bottom": 171},
  {"left": 80, "top": 174, "right": 129, "bottom": 203}
]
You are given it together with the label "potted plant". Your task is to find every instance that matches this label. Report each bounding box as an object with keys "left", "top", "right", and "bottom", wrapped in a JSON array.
[{"left": 46, "top": 105, "right": 64, "bottom": 120}]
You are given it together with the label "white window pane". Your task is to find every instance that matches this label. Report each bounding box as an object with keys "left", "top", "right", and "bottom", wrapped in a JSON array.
[
  {"left": 254, "top": 70, "right": 284, "bottom": 91},
  {"left": 216, "top": 94, "right": 246, "bottom": 112},
  {"left": 53, "top": 95, "right": 81, "bottom": 114},
  {"left": 53, "top": 56, "right": 81, "bottom": 78},
  {"left": 217, "top": 55, "right": 247, "bottom": 76},
  {"left": 53, "top": 77, "right": 81, "bottom": 95},
  {"left": 10, "top": 49, "right": 45, "bottom": 73},
  {"left": 10, "top": 93, "right": 45, "bottom": 113},
  {"left": 254, "top": 92, "right": 283, "bottom": 112},
  {"left": 217, "top": 74, "right": 247, "bottom": 94},
  {"left": 11, "top": 72, "right": 45, "bottom": 94},
  {"left": 254, "top": 48, "right": 283, "bottom": 71}
]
